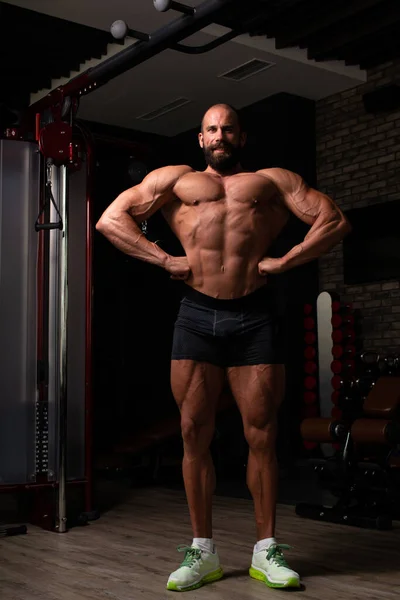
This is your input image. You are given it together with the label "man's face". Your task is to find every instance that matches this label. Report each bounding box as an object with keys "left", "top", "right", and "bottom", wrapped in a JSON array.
[{"left": 198, "top": 107, "right": 246, "bottom": 173}]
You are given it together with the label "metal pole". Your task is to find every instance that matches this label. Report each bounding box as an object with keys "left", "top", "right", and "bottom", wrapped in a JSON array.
[
  {"left": 28, "top": 0, "right": 236, "bottom": 117},
  {"left": 88, "top": 0, "right": 234, "bottom": 85},
  {"left": 56, "top": 165, "right": 68, "bottom": 533}
]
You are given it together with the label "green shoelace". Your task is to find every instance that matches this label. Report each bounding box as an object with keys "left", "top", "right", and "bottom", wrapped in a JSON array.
[
  {"left": 177, "top": 545, "right": 202, "bottom": 568},
  {"left": 175, "top": 543, "right": 291, "bottom": 569},
  {"left": 266, "top": 544, "right": 291, "bottom": 567}
]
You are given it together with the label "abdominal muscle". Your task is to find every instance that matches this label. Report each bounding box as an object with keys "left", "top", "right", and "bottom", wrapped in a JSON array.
[
  {"left": 184, "top": 247, "right": 267, "bottom": 298},
  {"left": 164, "top": 204, "right": 273, "bottom": 299}
]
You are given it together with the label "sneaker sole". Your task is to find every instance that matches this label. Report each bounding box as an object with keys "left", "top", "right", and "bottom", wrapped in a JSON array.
[
  {"left": 166, "top": 567, "right": 224, "bottom": 592},
  {"left": 249, "top": 566, "right": 300, "bottom": 589}
]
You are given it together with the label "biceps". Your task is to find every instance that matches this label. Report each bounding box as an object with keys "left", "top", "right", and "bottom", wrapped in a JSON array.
[
  {"left": 126, "top": 185, "right": 160, "bottom": 222},
  {"left": 287, "top": 187, "right": 343, "bottom": 227},
  {"left": 127, "top": 172, "right": 178, "bottom": 221},
  {"left": 107, "top": 184, "right": 171, "bottom": 223}
]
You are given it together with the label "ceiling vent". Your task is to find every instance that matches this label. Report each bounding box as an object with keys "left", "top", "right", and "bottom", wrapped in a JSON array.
[
  {"left": 137, "top": 97, "right": 192, "bottom": 121},
  {"left": 219, "top": 59, "right": 275, "bottom": 82}
]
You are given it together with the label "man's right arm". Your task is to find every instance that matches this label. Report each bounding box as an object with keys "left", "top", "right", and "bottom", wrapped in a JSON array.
[{"left": 96, "top": 165, "right": 192, "bottom": 269}]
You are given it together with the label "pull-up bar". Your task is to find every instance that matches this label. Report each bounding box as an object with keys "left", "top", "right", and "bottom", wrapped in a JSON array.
[
  {"left": 30, "top": 0, "right": 238, "bottom": 115},
  {"left": 90, "top": 0, "right": 235, "bottom": 85},
  {"left": 110, "top": 19, "right": 240, "bottom": 55}
]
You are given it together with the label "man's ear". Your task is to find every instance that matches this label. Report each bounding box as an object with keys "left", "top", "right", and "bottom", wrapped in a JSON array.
[
  {"left": 198, "top": 131, "right": 204, "bottom": 148},
  {"left": 240, "top": 131, "right": 247, "bottom": 147}
]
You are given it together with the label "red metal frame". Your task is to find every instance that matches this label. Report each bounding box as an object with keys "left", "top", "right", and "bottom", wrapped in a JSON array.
[
  {"left": 0, "top": 127, "right": 94, "bottom": 519},
  {"left": 1, "top": 45, "right": 154, "bottom": 514}
]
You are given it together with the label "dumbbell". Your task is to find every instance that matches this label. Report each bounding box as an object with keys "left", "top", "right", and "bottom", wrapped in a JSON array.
[
  {"left": 332, "top": 344, "right": 356, "bottom": 359},
  {"left": 331, "top": 359, "right": 356, "bottom": 375},
  {"left": 332, "top": 328, "right": 355, "bottom": 344}
]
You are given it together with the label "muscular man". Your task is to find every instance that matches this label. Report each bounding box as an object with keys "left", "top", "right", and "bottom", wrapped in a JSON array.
[{"left": 96, "top": 104, "right": 350, "bottom": 592}]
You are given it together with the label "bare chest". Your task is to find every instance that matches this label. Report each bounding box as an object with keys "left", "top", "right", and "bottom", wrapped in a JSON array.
[{"left": 169, "top": 172, "right": 279, "bottom": 221}]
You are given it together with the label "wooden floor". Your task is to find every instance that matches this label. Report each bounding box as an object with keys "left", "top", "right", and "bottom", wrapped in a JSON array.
[{"left": 1, "top": 486, "right": 400, "bottom": 600}]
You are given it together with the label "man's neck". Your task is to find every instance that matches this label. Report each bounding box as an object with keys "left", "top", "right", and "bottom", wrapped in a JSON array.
[{"left": 205, "top": 163, "right": 243, "bottom": 177}]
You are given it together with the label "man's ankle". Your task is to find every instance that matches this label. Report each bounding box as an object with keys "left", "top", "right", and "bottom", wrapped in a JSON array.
[
  {"left": 192, "top": 537, "right": 215, "bottom": 553},
  {"left": 254, "top": 537, "right": 276, "bottom": 553}
]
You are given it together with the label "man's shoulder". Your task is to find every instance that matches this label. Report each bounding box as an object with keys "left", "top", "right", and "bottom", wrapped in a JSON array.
[
  {"left": 256, "top": 167, "right": 292, "bottom": 179},
  {"left": 143, "top": 165, "right": 194, "bottom": 189},
  {"left": 256, "top": 168, "right": 304, "bottom": 194},
  {"left": 255, "top": 168, "right": 287, "bottom": 190},
  {"left": 159, "top": 164, "right": 195, "bottom": 177}
]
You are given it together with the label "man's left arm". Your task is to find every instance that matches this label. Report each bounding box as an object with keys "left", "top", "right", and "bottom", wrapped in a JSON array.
[{"left": 258, "top": 168, "right": 351, "bottom": 275}]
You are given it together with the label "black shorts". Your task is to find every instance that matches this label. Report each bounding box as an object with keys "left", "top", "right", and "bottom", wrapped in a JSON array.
[{"left": 171, "top": 285, "right": 285, "bottom": 368}]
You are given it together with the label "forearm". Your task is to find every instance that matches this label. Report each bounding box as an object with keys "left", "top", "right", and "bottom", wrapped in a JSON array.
[
  {"left": 281, "top": 218, "right": 350, "bottom": 271},
  {"left": 96, "top": 212, "right": 170, "bottom": 268}
]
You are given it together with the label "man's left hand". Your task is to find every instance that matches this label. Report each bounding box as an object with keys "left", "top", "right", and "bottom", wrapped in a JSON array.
[{"left": 258, "top": 257, "right": 286, "bottom": 275}]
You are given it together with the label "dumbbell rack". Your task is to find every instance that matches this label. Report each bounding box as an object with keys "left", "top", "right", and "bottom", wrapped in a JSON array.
[
  {"left": 297, "top": 293, "right": 400, "bottom": 530},
  {"left": 330, "top": 300, "right": 362, "bottom": 442},
  {"left": 301, "top": 294, "right": 360, "bottom": 456}
]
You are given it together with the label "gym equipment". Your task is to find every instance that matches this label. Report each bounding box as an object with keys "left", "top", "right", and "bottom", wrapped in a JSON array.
[
  {"left": 0, "top": 141, "right": 90, "bottom": 533},
  {"left": 297, "top": 376, "right": 400, "bottom": 529},
  {"left": 298, "top": 293, "right": 400, "bottom": 529},
  {"left": 300, "top": 417, "right": 348, "bottom": 444},
  {"left": 110, "top": 20, "right": 150, "bottom": 42},
  {"left": 110, "top": 15, "right": 238, "bottom": 57},
  {"left": 110, "top": 12, "right": 240, "bottom": 56},
  {"left": 21, "top": 0, "right": 236, "bottom": 119},
  {"left": 0, "top": 0, "right": 242, "bottom": 533},
  {"left": 355, "top": 352, "right": 381, "bottom": 400},
  {"left": 154, "top": 0, "right": 195, "bottom": 14}
]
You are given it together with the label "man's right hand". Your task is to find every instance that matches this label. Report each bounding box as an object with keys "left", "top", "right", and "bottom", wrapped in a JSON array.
[{"left": 165, "top": 256, "right": 191, "bottom": 280}]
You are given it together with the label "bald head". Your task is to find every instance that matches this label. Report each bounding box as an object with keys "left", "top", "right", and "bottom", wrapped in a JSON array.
[{"left": 201, "top": 104, "right": 242, "bottom": 133}]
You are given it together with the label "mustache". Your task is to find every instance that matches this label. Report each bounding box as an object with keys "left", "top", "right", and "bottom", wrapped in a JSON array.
[{"left": 211, "top": 143, "right": 232, "bottom": 151}]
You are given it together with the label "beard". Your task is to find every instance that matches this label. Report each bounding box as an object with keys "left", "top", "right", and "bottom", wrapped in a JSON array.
[{"left": 203, "top": 141, "right": 242, "bottom": 173}]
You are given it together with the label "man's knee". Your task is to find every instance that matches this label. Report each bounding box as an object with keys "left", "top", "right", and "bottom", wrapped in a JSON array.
[
  {"left": 181, "top": 414, "right": 215, "bottom": 454},
  {"left": 244, "top": 415, "right": 277, "bottom": 452}
]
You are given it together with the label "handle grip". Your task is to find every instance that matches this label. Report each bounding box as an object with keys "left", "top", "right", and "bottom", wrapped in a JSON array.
[{"left": 35, "top": 221, "right": 63, "bottom": 231}]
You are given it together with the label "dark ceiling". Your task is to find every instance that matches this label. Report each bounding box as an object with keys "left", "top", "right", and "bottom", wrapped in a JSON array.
[
  {"left": 0, "top": 2, "right": 113, "bottom": 108},
  {"left": 1, "top": 0, "right": 399, "bottom": 116},
  {"left": 223, "top": 0, "right": 400, "bottom": 70}
]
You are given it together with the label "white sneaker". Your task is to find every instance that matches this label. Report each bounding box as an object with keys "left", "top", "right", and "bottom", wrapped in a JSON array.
[
  {"left": 166, "top": 544, "right": 224, "bottom": 592},
  {"left": 250, "top": 544, "right": 300, "bottom": 588}
]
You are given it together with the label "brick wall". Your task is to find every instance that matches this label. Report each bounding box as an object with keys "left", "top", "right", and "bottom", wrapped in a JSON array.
[{"left": 316, "top": 59, "right": 400, "bottom": 354}]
